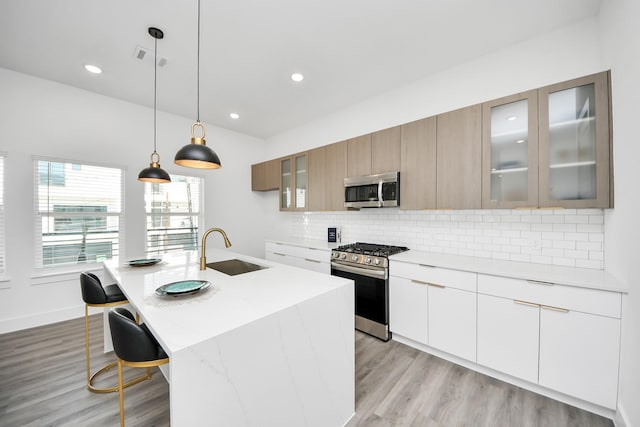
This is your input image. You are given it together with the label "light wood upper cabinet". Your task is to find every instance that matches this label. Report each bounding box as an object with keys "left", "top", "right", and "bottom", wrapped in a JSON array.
[
  {"left": 400, "top": 117, "right": 437, "bottom": 209},
  {"left": 436, "top": 105, "right": 482, "bottom": 209},
  {"left": 280, "top": 152, "right": 308, "bottom": 211},
  {"left": 346, "top": 134, "right": 372, "bottom": 177},
  {"left": 347, "top": 127, "right": 401, "bottom": 178},
  {"left": 482, "top": 91, "right": 539, "bottom": 208},
  {"left": 251, "top": 159, "right": 280, "bottom": 191},
  {"left": 371, "top": 126, "right": 401, "bottom": 174},
  {"left": 309, "top": 141, "right": 347, "bottom": 211},
  {"left": 538, "top": 72, "right": 611, "bottom": 208}
]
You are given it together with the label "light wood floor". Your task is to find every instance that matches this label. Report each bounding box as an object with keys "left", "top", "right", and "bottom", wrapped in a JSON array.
[{"left": 0, "top": 316, "right": 613, "bottom": 427}]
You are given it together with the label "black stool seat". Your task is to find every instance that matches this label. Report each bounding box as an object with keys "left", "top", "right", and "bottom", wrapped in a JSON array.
[
  {"left": 110, "top": 308, "right": 168, "bottom": 361},
  {"left": 104, "top": 284, "right": 126, "bottom": 303},
  {"left": 109, "top": 307, "right": 169, "bottom": 426},
  {"left": 81, "top": 272, "right": 126, "bottom": 305}
]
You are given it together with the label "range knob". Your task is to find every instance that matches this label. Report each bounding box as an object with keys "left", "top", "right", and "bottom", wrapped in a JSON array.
[
  {"left": 374, "top": 258, "right": 381, "bottom": 266},
  {"left": 352, "top": 255, "right": 358, "bottom": 261},
  {"left": 340, "top": 253, "right": 346, "bottom": 260},
  {"left": 365, "top": 257, "right": 372, "bottom": 264}
]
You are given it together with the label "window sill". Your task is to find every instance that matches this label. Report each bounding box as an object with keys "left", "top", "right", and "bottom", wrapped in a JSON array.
[{"left": 31, "top": 263, "right": 103, "bottom": 286}]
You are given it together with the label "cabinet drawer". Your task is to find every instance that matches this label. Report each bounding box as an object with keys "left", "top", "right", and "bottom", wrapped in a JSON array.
[
  {"left": 265, "top": 242, "right": 330, "bottom": 263},
  {"left": 477, "top": 274, "right": 621, "bottom": 318},
  {"left": 390, "top": 261, "right": 476, "bottom": 292}
]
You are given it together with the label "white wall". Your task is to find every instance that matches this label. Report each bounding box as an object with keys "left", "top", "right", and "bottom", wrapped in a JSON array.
[
  {"left": 0, "top": 68, "right": 268, "bottom": 333},
  {"left": 598, "top": 1, "right": 640, "bottom": 426}
]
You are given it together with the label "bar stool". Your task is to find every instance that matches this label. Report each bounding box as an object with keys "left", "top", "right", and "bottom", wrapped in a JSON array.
[
  {"left": 109, "top": 307, "right": 169, "bottom": 427},
  {"left": 80, "top": 272, "right": 148, "bottom": 393}
]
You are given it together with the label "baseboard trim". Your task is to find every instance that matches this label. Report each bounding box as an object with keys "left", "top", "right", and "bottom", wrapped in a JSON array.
[{"left": 0, "top": 304, "right": 86, "bottom": 334}]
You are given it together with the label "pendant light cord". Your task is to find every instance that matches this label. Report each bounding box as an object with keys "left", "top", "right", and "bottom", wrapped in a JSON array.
[
  {"left": 196, "top": 0, "right": 201, "bottom": 123},
  {"left": 153, "top": 36, "right": 158, "bottom": 153}
]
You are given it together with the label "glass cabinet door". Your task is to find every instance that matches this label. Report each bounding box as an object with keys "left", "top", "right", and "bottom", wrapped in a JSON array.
[
  {"left": 280, "top": 158, "right": 291, "bottom": 209},
  {"left": 294, "top": 154, "right": 307, "bottom": 209},
  {"left": 539, "top": 73, "right": 610, "bottom": 208},
  {"left": 482, "top": 91, "right": 538, "bottom": 208}
]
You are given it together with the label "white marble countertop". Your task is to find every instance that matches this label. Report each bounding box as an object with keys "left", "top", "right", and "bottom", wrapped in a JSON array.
[
  {"left": 390, "top": 250, "right": 627, "bottom": 293},
  {"left": 265, "top": 237, "right": 343, "bottom": 251},
  {"left": 104, "top": 249, "right": 353, "bottom": 355}
]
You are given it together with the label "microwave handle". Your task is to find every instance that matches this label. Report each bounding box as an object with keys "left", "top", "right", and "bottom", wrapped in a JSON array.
[{"left": 378, "top": 181, "right": 383, "bottom": 207}]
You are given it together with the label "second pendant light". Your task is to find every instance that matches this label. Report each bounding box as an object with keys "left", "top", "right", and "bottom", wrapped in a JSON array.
[{"left": 174, "top": 0, "right": 222, "bottom": 170}]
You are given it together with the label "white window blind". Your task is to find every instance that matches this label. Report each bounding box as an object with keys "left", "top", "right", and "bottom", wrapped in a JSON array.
[
  {"left": 34, "top": 159, "right": 123, "bottom": 267},
  {"left": 144, "top": 175, "right": 202, "bottom": 255},
  {"left": 0, "top": 154, "right": 5, "bottom": 275}
]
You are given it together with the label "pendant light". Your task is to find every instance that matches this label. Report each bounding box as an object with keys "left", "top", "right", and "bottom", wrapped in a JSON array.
[
  {"left": 138, "top": 27, "right": 171, "bottom": 183},
  {"left": 174, "top": 0, "right": 222, "bottom": 169}
]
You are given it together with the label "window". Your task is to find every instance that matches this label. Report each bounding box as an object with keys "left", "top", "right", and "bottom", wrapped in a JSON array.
[
  {"left": 0, "top": 154, "right": 5, "bottom": 275},
  {"left": 34, "top": 159, "right": 123, "bottom": 267},
  {"left": 144, "top": 175, "right": 202, "bottom": 255}
]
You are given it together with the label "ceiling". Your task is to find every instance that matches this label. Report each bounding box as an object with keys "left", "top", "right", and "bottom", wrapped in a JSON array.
[{"left": 0, "top": 0, "right": 602, "bottom": 139}]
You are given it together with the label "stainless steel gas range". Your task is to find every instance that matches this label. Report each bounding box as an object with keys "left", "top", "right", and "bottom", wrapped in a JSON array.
[{"left": 330, "top": 242, "right": 408, "bottom": 341}]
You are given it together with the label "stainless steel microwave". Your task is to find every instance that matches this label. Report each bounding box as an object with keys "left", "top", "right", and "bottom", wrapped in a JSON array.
[{"left": 344, "top": 171, "right": 400, "bottom": 208}]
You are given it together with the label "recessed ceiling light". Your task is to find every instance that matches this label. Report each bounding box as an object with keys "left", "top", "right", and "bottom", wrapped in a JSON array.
[
  {"left": 84, "top": 64, "right": 103, "bottom": 74},
  {"left": 291, "top": 73, "right": 304, "bottom": 82},
  {"left": 507, "top": 115, "right": 517, "bottom": 121},
  {"left": 516, "top": 139, "right": 525, "bottom": 144},
  {"left": 229, "top": 113, "right": 240, "bottom": 119}
]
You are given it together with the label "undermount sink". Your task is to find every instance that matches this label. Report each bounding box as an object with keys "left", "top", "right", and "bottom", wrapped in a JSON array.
[{"left": 206, "top": 259, "right": 268, "bottom": 276}]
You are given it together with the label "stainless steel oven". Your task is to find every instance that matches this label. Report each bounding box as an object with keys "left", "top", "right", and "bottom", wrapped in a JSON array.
[{"left": 331, "top": 242, "right": 408, "bottom": 341}]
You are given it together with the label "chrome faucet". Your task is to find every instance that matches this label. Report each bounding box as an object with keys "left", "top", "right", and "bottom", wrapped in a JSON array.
[{"left": 200, "top": 227, "right": 232, "bottom": 270}]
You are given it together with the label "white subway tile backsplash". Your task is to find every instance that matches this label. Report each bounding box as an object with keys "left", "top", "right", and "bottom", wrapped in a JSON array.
[{"left": 278, "top": 208, "right": 605, "bottom": 270}]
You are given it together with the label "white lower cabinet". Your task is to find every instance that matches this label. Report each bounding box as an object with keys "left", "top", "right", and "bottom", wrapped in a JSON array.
[
  {"left": 389, "top": 260, "right": 622, "bottom": 411},
  {"left": 389, "top": 276, "right": 428, "bottom": 344},
  {"left": 477, "top": 294, "right": 540, "bottom": 384},
  {"left": 265, "top": 242, "right": 331, "bottom": 274},
  {"left": 538, "top": 308, "right": 620, "bottom": 409},
  {"left": 477, "top": 273, "right": 621, "bottom": 409},
  {"left": 389, "top": 261, "right": 477, "bottom": 362}
]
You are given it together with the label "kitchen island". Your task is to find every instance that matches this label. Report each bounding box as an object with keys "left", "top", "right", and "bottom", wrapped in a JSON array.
[{"left": 103, "top": 250, "right": 354, "bottom": 426}]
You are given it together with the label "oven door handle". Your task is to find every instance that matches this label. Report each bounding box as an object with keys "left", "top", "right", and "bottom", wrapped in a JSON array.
[{"left": 331, "top": 262, "right": 387, "bottom": 279}]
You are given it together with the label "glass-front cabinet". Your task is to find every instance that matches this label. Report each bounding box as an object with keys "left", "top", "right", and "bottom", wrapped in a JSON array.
[
  {"left": 482, "top": 91, "right": 539, "bottom": 208},
  {"left": 483, "top": 71, "right": 611, "bottom": 209},
  {"left": 280, "top": 152, "right": 308, "bottom": 211},
  {"left": 539, "top": 72, "right": 611, "bottom": 208}
]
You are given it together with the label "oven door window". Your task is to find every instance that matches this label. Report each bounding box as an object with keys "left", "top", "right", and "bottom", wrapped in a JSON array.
[{"left": 331, "top": 267, "right": 387, "bottom": 324}]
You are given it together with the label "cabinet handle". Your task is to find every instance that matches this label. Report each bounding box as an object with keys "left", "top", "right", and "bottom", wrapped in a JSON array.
[
  {"left": 526, "top": 280, "right": 555, "bottom": 286},
  {"left": 419, "top": 264, "right": 436, "bottom": 268},
  {"left": 272, "top": 252, "right": 285, "bottom": 256},
  {"left": 514, "top": 300, "right": 539, "bottom": 308},
  {"left": 411, "top": 279, "right": 445, "bottom": 289},
  {"left": 304, "top": 258, "right": 321, "bottom": 263},
  {"left": 541, "top": 304, "right": 570, "bottom": 313}
]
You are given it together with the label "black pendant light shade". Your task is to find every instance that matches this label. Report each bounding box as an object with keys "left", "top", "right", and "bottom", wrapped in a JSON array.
[
  {"left": 175, "top": 0, "right": 222, "bottom": 170},
  {"left": 139, "top": 27, "right": 171, "bottom": 184},
  {"left": 174, "top": 121, "right": 221, "bottom": 169},
  {"left": 138, "top": 152, "right": 172, "bottom": 182}
]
